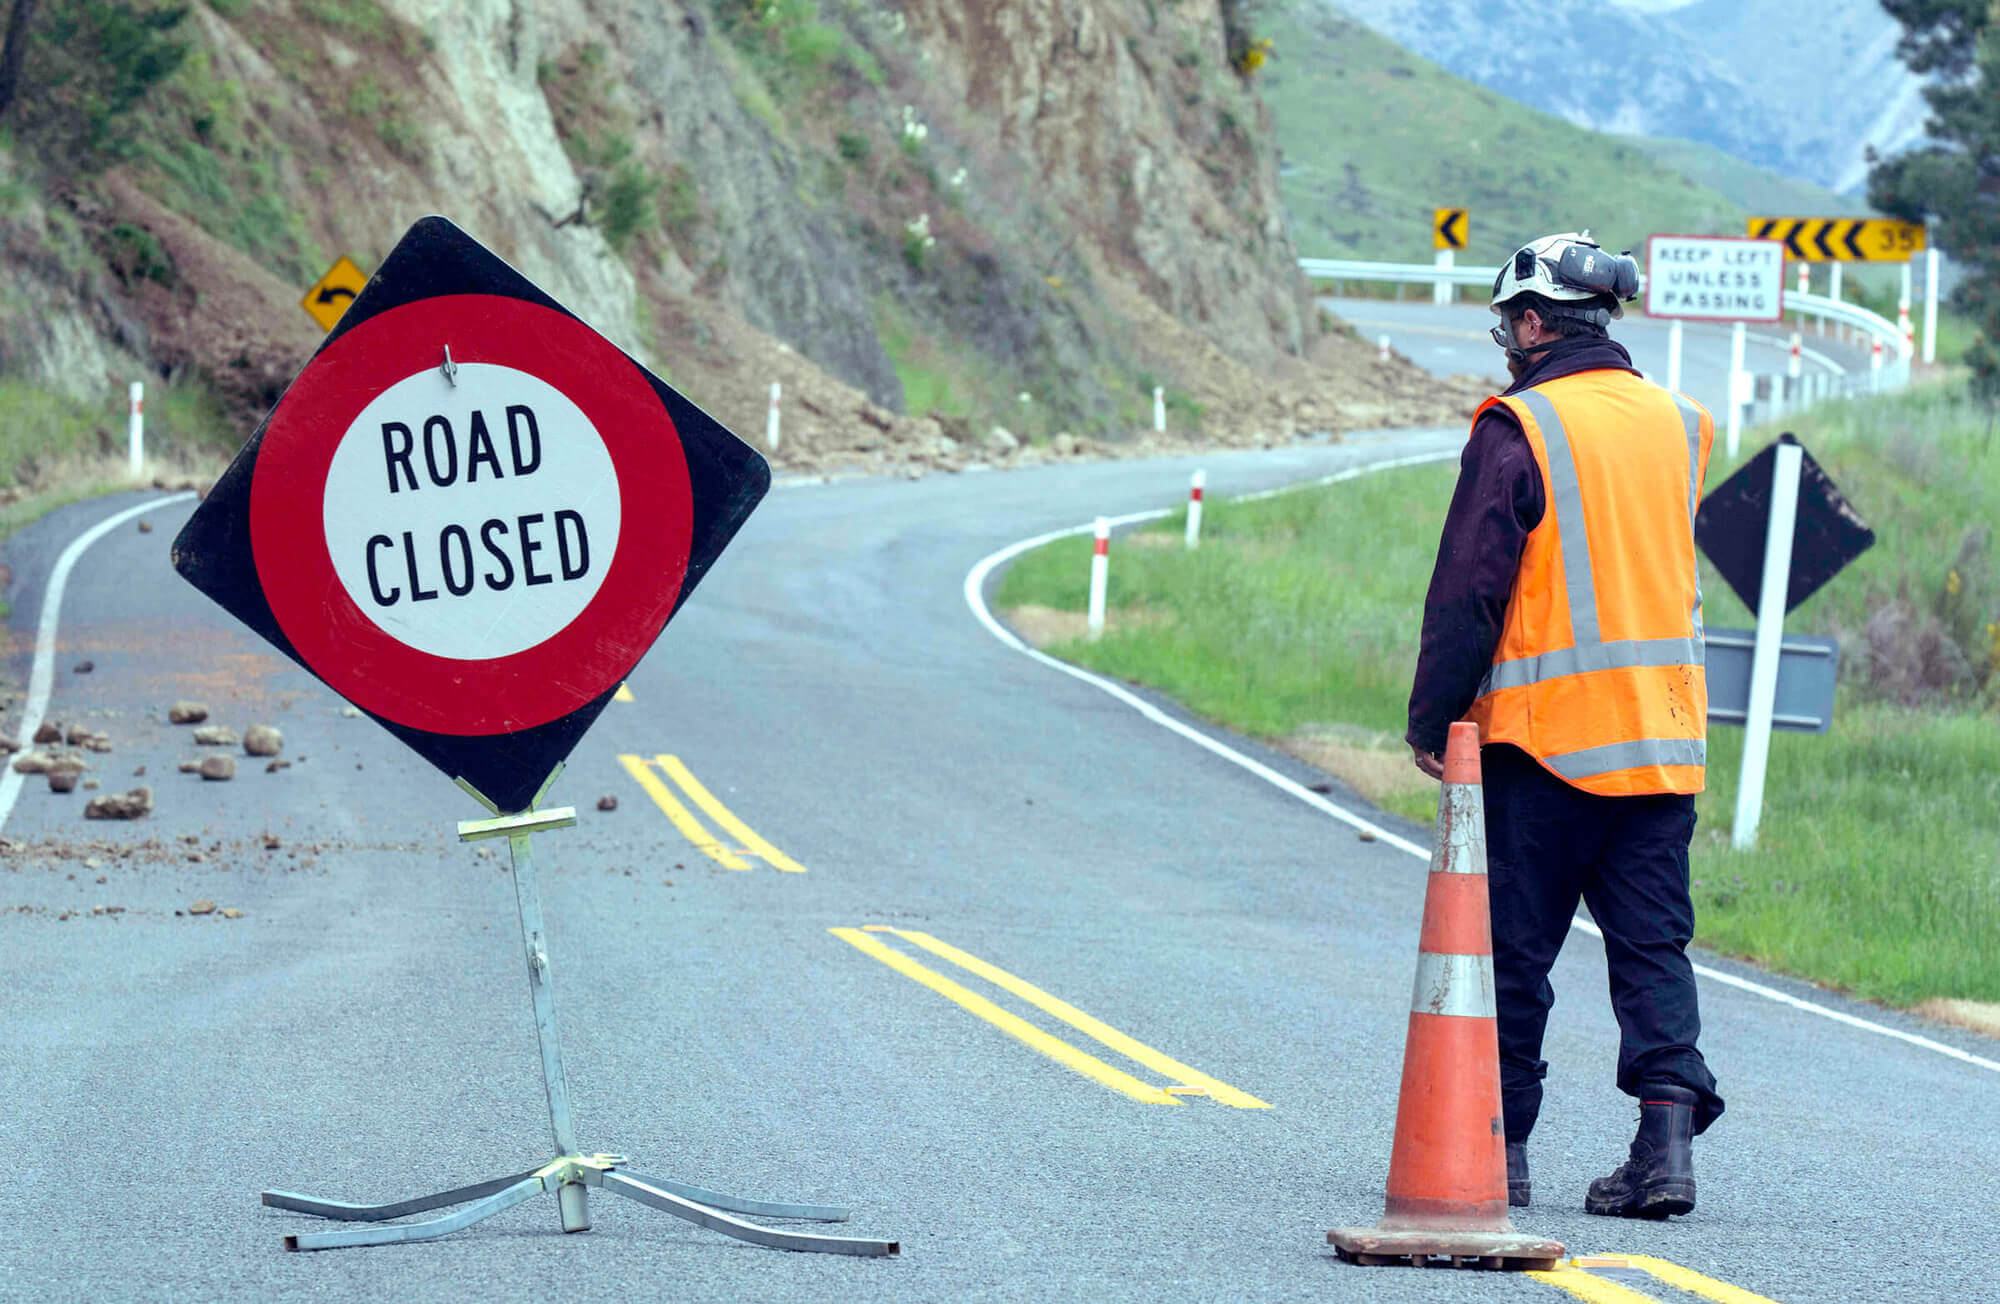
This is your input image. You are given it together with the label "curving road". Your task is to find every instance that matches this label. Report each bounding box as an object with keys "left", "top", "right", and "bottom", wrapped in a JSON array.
[{"left": 2, "top": 436, "right": 1995, "bottom": 1302}]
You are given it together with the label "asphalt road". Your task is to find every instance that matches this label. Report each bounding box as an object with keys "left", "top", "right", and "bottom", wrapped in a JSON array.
[
  {"left": 4, "top": 435, "right": 1997, "bottom": 1302},
  {"left": 1321, "top": 300, "right": 1875, "bottom": 420}
]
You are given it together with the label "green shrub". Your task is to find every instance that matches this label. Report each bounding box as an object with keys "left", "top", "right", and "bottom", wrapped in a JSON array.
[
  {"left": 601, "top": 161, "right": 659, "bottom": 251},
  {"left": 101, "top": 221, "right": 175, "bottom": 287}
]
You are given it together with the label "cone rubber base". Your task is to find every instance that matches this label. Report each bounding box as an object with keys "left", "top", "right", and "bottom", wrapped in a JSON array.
[{"left": 1328, "top": 1226, "right": 1565, "bottom": 1271}]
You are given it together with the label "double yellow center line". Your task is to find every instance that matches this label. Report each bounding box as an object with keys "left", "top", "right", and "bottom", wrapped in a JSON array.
[
  {"left": 1531, "top": 1254, "right": 1784, "bottom": 1304},
  {"left": 617, "top": 754, "right": 806, "bottom": 872},
  {"left": 833, "top": 926, "right": 1269, "bottom": 1109}
]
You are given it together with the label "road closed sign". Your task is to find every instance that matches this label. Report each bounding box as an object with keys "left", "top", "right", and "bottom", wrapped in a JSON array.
[
  {"left": 1645, "top": 235, "right": 1785, "bottom": 322},
  {"left": 174, "top": 217, "right": 768, "bottom": 812}
]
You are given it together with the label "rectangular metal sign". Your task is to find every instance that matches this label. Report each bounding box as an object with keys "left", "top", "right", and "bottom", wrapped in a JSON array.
[
  {"left": 1705, "top": 628, "right": 1839, "bottom": 733},
  {"left": 1747, "top": 217, "right": 1926, "bottom": 263},
  {"left": 1646, "top": 235, "right": 1785, "bottom": 322}
]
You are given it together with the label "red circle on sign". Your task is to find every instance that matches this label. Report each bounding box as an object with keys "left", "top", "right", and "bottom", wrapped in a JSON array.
[{"left": 249, "top": 294, "right": 693, "bottom": 736}]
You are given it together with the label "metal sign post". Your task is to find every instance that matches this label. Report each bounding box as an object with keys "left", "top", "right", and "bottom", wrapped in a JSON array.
[
  {"left": 1731, "top": 441, "right": 1804, "bottom": 850},
  {"left": 262, "top": 767, "right": 897, "bottom": 1256}
]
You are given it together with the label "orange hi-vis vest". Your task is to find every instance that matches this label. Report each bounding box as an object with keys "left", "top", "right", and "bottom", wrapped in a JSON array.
[{"left": 1464, "top": 370, "right": 1715, "bottom": 797}]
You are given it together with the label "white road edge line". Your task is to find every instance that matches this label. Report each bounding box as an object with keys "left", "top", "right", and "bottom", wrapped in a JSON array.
[
  {"left": 964, "top": 453, "right": 2000, "bottom": 1078},
  {"left": 0, "top": 493, "right": 196, "bottom": 837}
]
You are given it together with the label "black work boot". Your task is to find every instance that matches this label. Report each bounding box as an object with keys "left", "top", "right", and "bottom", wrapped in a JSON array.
[
  {"left": 1585, "top": 1085, "right": 1698, "bottom": 1219},
  {"left": 1506, "top": 1142, "right": 1530, "bottom": 1207}
]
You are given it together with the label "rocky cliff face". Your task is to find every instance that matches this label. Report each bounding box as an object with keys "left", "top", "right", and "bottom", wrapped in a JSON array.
[
  {"left": 0, "top": 0, "right": 1475, "bottom": 473},
  {"left": 1329, "top": 0, "right": 1928, "bottom": 195}
]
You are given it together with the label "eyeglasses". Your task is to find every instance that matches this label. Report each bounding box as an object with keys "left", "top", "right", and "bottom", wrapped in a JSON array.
[{"left": 1490, "top": 323, "right": 1512, "bottom": 349}]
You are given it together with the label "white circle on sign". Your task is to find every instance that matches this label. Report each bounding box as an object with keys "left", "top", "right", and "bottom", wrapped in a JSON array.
[{"left": 323, "top": 362, "right": 622, "bottom": 661}]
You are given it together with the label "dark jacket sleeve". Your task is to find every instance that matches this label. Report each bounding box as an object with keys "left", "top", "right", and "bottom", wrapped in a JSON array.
[{"left": 1405, "top": 410, "right": 1545, "bottom": 755}]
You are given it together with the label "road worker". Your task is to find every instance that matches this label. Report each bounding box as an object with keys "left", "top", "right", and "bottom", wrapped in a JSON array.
[{"left": 1405, "top": 232, "right": 1724, "bottom": 1219}]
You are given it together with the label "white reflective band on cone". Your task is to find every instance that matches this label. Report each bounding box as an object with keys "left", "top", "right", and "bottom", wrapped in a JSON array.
[{"left": 1410, "top": 952, "right": 1496, "bottom": 1018}]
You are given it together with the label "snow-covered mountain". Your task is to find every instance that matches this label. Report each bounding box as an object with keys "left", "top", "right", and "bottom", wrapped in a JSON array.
[{"left": 1328, "top": 0, "right": 1929, "bottom": 193}]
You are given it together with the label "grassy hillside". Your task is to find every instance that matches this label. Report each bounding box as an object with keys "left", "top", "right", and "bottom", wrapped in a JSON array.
[{"left": 1260, "top": 0, "right": 1857, "bottom": 262}]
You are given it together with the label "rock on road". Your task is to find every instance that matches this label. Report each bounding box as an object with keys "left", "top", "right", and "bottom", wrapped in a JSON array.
[{"left": 1, "top": 432, "right": 1994, "bottom": 1302}]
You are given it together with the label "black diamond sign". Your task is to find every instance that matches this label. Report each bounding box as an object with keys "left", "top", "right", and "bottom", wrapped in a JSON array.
[{"left": 1695, "top": 434, "right": 1874, "bottom": 615}]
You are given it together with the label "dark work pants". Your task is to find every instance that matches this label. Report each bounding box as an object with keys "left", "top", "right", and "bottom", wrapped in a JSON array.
[{"left": 1483, "top": 744, "right": 1724, "bottom": 1144}]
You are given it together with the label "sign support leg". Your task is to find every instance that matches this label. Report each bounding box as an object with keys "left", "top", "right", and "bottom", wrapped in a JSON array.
[
  {"left": 1732, "top": 440, "right": 1803, "bottom": 850},
  {"left": 1433, "top": 248, "right": 1453, "bottom": 306},
  {"left": 258, "top": 772, "right": 897, "bottom": 1257},
  {"left": 1665, "top": 318, "right": 1684, "bottom": 395}
]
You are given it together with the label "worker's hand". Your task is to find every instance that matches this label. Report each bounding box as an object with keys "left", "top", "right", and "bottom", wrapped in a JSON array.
[{"left": 1410, "top": 744, "right": 1445, "bottom": 781}]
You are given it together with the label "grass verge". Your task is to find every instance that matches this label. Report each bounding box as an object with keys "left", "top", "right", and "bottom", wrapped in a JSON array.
[{"left": 995, "top": 381, "right": 2000, "bottom": 1012}]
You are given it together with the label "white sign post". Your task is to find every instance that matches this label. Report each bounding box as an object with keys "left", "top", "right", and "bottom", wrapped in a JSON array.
[
  {"left": 1726, "top": 322, "right": 1748, "bottom": 458},
  {"left": 1733, "top": 440, "right": 1804, "bottom": 850},
  {"left": 1922, "top": 247, "right": 1940, "bottom": 365}
]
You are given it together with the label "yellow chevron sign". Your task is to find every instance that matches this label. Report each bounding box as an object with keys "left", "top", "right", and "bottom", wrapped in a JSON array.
[
  {"left": 1747, "top": 217, "right": 1926, "bottom": 262},
  {"left": 1433, "top": 207, "right": 1468, "bottom": 251}
]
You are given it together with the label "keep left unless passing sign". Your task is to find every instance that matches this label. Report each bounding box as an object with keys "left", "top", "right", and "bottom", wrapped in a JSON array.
[
  {"left": 1645, "top": 235, "right": 1785, "bottom": 322},
  {"left": 175, "top": 216, "right": 768, "bottom": 812}
]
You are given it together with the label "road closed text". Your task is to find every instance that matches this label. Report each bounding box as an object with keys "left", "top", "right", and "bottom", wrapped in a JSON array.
[
  {"left": 361, "top": 405, "right": 593, "bottom": 606},
  {"left": 322, "top": 363, "right": 622, "bottom": 662}
]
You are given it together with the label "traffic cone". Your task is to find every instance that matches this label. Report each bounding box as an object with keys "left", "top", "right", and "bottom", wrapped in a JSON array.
[{"left": 1328, "top": 722, "right": 1566, "bottom": 1271}]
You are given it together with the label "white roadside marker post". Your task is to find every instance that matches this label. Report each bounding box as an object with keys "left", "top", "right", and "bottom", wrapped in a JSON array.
[
  {"left": 127, "top": 382, "right": 144, "bottom": 478},
  {"left": 1185, "top": 470, "right": 1205, "bottom": 550},
  {"left": 1377, "top": 334, "right": 1391, "bottom": 362},
  {"left": 1665, "top": 318, "right": 1684, "bottom": 395},
  {"left": 766, "top": 381, "right": 781, "bottom": 451},
  {"left": 1786, "top": 332, "right": 1802, "bottom": 413},
  {"left": 1733, "top": 439, "right": 1803, "bottom": 851},
  {"left": 1899, "top": 262, "right": 1914, "bottom": 357},
  {"left": 1726, "top": 321, "right": 1746, "bottom": 459},
  {"left": 1087, "top": 517, "right": 1109, "bottom": 642},
  {"left": 1153, "top": 386, "right": 1166, "bottom": 434},
  {"left": 1871, "top": 338, "right": 1884, "bottom": 391}
]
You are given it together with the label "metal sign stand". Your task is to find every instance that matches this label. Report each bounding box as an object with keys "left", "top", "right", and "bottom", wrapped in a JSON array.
[{"left": 261, "top": 767, "right": 897, "bottom": 1257}]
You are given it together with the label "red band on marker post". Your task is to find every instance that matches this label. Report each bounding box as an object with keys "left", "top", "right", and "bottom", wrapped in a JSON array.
[{"left": 1093, "top": 534, "right": 1109, "bottom": 557}]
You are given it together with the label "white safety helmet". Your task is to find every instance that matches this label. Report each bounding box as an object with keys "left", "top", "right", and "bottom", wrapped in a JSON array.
[{"left": 1489, "top": 231, "right": 1640, "bottom": 327}]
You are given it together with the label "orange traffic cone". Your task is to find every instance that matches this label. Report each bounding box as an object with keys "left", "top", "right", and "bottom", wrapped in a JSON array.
[{"left": 1328, "top": 722, "right": 1566, "bottom": 1271}]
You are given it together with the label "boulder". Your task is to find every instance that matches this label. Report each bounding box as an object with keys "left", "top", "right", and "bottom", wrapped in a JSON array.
[
  {"left": 168, "top": 701, "right": 210, "bottom": 724},
  {"left": 243, "top": 724, "right": 283, "bottom": 757},
  {"left": 84, "top": 787, "right": 153, "bottom": 820}
]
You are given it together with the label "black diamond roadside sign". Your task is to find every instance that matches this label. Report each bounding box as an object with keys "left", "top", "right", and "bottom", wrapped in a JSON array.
[
  {"left": 1695, "top": 434, "right": 1875, "bottom": 615},
  {"left": 173, "top": 216, "right": 769, "bottom": 813}
]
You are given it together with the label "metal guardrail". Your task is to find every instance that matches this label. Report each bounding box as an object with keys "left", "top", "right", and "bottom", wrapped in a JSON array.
[{"left": 1299, "top": 257, "right": 1914, "bottom": 421}]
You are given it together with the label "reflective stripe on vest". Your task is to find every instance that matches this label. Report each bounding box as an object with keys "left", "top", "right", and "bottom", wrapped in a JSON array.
[{"left": 1474, "top": 379, "right": 1710, "bottom": 786}]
